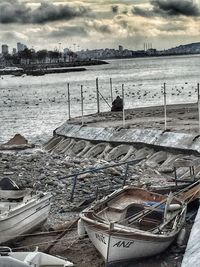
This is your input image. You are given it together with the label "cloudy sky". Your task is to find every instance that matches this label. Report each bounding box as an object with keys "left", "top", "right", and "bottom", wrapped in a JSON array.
[{"left": 1, "top": 0, "right": 200, "bottom": 52}]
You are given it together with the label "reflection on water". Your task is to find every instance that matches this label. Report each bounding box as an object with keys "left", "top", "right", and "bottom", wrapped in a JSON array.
[{"left": 0, "top": 55, "right": 200, "bottom": 144}]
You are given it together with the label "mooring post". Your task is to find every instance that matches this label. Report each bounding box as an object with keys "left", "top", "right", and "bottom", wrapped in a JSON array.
[
  {"left": 70, "top": 175, "right": 78, "bottom": 202},
  {"left": 96, "top": 78, "right": 100, "bottom": 113},
  {"left": 81, "top": 85, "right": 84, "bottom": 126},
  {"left": 110, "top": 77, "right": 113, "bottom": 102},
  {"left": 197, "top": 83, "right": 200, "bottom": 134},
  {"left": 122, "top": 84, "right": 125, "bottom": 127},
  {"left": 67, "top": 83, "right": 71, "bottom": 120},
  {"left": 163, "top": 82, "right": 167, "bottom": 130}
]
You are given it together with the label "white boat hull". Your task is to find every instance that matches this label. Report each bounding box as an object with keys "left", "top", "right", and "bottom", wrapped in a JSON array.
[
  {"left": 0, "top": 250, "right": 73, "bottom": 267},
  {"left": 80, "top": 186, "right": 187, "bottom": 264},
  {"left": 84, "top": 224, "right": 175, "bottom": 263},
  {"left": 0, "top": 193, "right": 51, "bottom": 244}
]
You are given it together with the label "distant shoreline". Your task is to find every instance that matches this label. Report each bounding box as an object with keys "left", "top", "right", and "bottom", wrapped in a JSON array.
[{"left": 0, "top": 59, "right": 108, "bottom": 76}]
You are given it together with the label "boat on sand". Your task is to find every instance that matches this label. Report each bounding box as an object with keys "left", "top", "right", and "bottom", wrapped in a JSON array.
[
  {"left": 79, "top": 186, "right": 187, "bottom": 265},
  {"left": 0, "top": 246, "right": 73, "bottom": 266},
  {"left": 0, "top": 178, "right": 51, "bottom": 244}
]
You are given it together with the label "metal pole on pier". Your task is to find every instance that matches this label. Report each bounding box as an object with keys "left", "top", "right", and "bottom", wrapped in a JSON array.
[
  {"left": 197, "top": 83, "right": 200, "bottom": 134},
  {"left": 81, "top": 85, "right": 84, "bottom": 126},
  {"left": 67, "top": 83, "right": 71, "bottom": 120},
  {"left": 122, "top": 84, "right": 125, "bottom": 127},
  {"left": 110, "top": 78, "right": 113, "bottom": 102},
  {"left": 96, "top": 78, "right": 100, "bottom": 113},
  {"left": 163, "top": 82, "right": 167, "bottom": 130}
]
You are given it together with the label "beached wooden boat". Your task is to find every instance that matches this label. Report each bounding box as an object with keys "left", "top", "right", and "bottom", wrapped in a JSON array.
[
  {"left": 0, "top": 246, "right": 73, "bottom": 266},
  {"left": 79, "top": 186, "right": 187, "bottom": 264},
  {"left": 0, "top": 178, "right": 51, "bottom": 244}
]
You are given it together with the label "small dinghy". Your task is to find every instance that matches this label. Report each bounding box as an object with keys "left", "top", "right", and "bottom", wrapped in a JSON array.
[
  {"left": 0, "top": 178, "right": 51, "bottom": 244},
  {"left": 79, "top": 186, "right": 187, "bottom": 265},
  {"left": 0, "top": 246, "right": 73, "bottom": 266}
]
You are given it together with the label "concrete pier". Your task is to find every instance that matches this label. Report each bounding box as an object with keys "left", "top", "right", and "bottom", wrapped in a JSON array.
[{"left": 55, "top": 123, "right": 200, "bottom": 154}]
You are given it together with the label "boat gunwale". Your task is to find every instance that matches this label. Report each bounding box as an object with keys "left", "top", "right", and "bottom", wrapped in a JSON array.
[
  {"left": 91, "top": 186, "right": 184, "bottom": 213},
  {"left": 82, "top": 218, "right": 183, "bottom": 242},
  {"left": 80, "top": 203, "right": 186, "bottom": 242}
]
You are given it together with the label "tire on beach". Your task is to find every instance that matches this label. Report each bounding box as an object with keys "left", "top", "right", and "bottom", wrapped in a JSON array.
[
  {"left": 43, "top": 136, "right": 64, "bottom": 152},
  {"left": 105, "top": 144, "right": 135, "bottom": 161}
]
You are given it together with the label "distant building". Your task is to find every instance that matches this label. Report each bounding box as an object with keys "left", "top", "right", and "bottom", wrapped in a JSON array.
[
  {"left": 2, "top": 44, "right": 8, "bottom": 55},
  {"left": 12, "top": 48, "right": 17, "bottom": 55},
  {"left": 146, "top": 48, "right": 157, "bottom": 55},
  {"left": 17, "top": 42, "right": 27, "bottom": 52},
  {"left": 119, "top": 45, "right": 123, "bottom": 52}
]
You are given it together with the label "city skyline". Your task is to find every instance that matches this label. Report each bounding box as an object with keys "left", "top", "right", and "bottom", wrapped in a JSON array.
[{"left": 0, "top": 0, "right": 200, "bottom": 51}]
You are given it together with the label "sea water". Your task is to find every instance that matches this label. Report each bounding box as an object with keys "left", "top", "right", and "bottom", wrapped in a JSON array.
[{"left": 0, "top": 55, "right": 200, "bottom": 144}]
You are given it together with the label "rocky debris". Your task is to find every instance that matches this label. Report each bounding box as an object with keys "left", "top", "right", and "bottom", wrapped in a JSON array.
[
  {"left": 0, "top": 147, "right": 197, "bottom": 225},
  {"left": 0, "top": 148, "right": 197, "bottom": 267},
  {"left": 0, "top": 134, "right": 34, "bottom": 150},
  {"left": 0, "top": 149, "right": 173, "bottom": 223}
]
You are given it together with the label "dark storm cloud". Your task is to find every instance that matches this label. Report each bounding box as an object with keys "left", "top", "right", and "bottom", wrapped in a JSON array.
[
  {"left": 152, "top": 0, "right": 200, "bottom": 17},
  {"left": 132, "top": 0, "right": 200, "bottom": 18},
  {"left": 30, "top": 3, "right": 89, "bottom": 24},
  {"left": 111, "top": 5, "right": 119, "bottom": 14},
  {"left": 0, "top": 0, "right": 30, "bottom": 23},
  {"left": 49, "top": 26, "right": 88, "bottom": 38},
  {"left": 0, "top": 0, "right": 90, "bottom": 24}
]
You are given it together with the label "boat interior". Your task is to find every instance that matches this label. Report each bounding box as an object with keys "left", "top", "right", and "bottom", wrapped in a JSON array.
[
  {"left": 0, "top": 201, "right": 20, "bottom": 214},
  {"left": 0, "top": 247, "right": 73, "bottom": 267},
  {"left": 0, "top": 189, "right": 37, "bottom": 215},
  {"left": 93, "top": 188, "right": 182, "bottom": 232}
]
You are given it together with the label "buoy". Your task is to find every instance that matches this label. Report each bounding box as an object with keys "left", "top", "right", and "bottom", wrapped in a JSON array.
[
  {"left": 177, "top": 227, "right": 186, "bottom": 246},
  {"left": 168, "top": 204, "right": 181, "bottom": 211},
  {"left": 77, "top": 219, "right": 86, "bottom": 238}
]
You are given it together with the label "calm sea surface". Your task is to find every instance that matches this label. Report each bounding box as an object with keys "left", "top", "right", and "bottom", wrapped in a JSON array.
[{"left": 1, "top": 55, "right": 200, "bottom": 144}]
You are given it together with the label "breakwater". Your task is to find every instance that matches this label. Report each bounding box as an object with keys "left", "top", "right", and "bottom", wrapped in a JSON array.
[{"left": 0, "top": 60, "right": 108, "bottom": 76}]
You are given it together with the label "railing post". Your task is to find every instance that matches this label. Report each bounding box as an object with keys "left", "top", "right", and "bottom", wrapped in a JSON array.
[
  {"left": 110, "top": 78, "right": 113, "bottom": 102},
  {"left": 163, "top": 82, "right": 167, "bottom": 130},
  {"left": 95, "top": 186, "right": 99, "bottom": 200},
  {"left": 67, "top": 83, "right": 71, "bottom": 120},
  {"left": 123, "top": 163, "right": 129, "bottom": 187},
  {"left": 70, "top": 175, "right": 78, "bottom": 202},
  {"left": 174, "top": 167, "right": 178, "bottom": 189},
  {"left": 122, "top": 84, "right": 125, "bottom": 127},
  {"left": 197, "top": 83, "right": 200, "bottom": 134},
  {"left": 81, "top": 85, "right": 84, "bottom": 126},
  {"left": 96, "top": 78, "right": 100, "bottom": 113}
]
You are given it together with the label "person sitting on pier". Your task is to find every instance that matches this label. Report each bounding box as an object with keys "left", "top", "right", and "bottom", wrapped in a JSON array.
[{"left": 111, "top": 96, "right": 123, "bottom": 112}]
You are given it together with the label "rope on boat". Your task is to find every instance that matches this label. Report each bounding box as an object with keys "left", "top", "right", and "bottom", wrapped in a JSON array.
[{"left": 10, "top": 236, "right": 86, "bottom": 251}]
